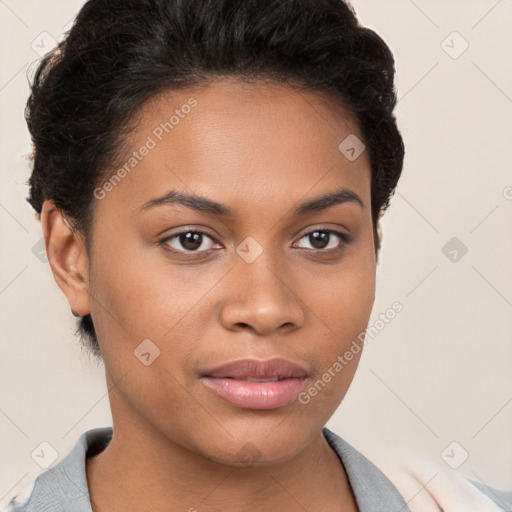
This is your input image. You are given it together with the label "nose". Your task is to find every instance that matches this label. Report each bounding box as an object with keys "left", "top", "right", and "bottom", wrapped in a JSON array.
[{"left": 219, "top": 251, "right": 305, "bottom": 336}]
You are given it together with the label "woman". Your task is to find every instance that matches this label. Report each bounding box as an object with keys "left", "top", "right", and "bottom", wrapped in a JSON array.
[{"left": 5, "top": 0, "right": 510, "bottom": 511}]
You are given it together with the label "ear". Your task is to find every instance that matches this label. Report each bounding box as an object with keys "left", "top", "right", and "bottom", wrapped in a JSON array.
[{"left": 40, "top": 200, "right": 91, "bottom": 317}]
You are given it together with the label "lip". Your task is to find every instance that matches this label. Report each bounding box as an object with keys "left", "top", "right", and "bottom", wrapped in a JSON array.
[{"left": 201, "top": 358, "right": 309, "bottom": 410}]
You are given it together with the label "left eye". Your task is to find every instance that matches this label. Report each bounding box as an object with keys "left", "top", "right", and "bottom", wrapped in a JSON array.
[
  {"left": 294, "top": 229, "right": 349, "bottom": 251},
  {"left": 162, "top": 231, "right": 219, "bottom": 252}
]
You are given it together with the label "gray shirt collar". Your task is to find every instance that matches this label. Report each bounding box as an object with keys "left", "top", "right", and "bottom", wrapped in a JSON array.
[{"left": 9, "top": 426, "right": 411, "bottom": 512}]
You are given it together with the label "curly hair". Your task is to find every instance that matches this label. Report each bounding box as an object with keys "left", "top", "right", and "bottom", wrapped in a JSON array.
[{"left": 25, "top": 0, "right": 405, "bottom": 360}]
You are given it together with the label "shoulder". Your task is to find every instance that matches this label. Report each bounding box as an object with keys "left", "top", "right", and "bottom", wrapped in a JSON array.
[
  {"left": 468, "top": 479, "right": 512, "bottom": 510},
  {"left": 390, "top": 461, "right": 512, "bottom": 511},
  {"left": 322, "top": 427, "right": 413, "bottom": 511},
  {"left": 322, "top": 428, "right": 512, "bottom": 511},
  {"left": 329, "top": 432, "right": 512, "bottom": 512},
  {"left": 3, "top": 427, "right": 113, "bottom": 512}
]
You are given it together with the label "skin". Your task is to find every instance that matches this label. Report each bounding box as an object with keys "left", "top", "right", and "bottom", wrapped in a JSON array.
[{"left": 42, "top": 78, "right": 377, "bottom": 512}]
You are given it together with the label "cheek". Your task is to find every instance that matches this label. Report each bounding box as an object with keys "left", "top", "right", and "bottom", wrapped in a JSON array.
[
  {"left": 88, "top": 238, "right": 229, "bottom": 387},
  {"left": 307, "top": 252, "right": 375, "bottom": 348},
  {"left": 302, "top": 248, "right": 375, "bottom": 399},
  {"left": 89, "top": 239, "right": 201, "bottom": 339}
]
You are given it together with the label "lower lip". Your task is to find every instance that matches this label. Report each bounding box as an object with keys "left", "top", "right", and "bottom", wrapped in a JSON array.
[{"left": 201, "top": 377, "right": 308, "bottom": 409}]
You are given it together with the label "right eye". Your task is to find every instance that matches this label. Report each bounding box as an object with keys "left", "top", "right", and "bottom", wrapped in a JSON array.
[{"left": 161, "top": 230, "right": 222, "bottom": 253}]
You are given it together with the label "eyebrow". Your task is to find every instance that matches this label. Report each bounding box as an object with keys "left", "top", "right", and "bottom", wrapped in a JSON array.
[{"left": 137, "top": 186, "right": 364, "bottom": 216}]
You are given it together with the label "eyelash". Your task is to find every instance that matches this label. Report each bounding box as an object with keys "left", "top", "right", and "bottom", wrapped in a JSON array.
[{"left": 160, "top": 227, "right": 351, "bottom": 256}]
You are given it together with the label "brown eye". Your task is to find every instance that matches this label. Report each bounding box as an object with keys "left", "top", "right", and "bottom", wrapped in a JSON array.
[
  {"left": 309, "top": 231, "right": 330, "bottom": 249},
  {"left": 162, "top": 230, "right": 219, "bottom": 253},
  {"left": 295, "top": 229, "right": 350, "bottom": 251},
  {"left": 178, "top": 232, "right": 203, "bottom": 251}
]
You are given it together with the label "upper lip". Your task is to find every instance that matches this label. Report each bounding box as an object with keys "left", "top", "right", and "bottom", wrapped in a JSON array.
[{"left": 202, "top": 358, "right": 309, "bottom": 380}]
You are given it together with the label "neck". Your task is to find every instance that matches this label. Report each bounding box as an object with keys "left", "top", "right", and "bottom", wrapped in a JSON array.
[{"left": 86, "top": 419, "right": 357, "bottom": 512}]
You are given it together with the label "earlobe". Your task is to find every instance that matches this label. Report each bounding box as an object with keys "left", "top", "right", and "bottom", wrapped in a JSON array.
[{"left": 40, "top": 200, "right": 91, "bottom": 317}]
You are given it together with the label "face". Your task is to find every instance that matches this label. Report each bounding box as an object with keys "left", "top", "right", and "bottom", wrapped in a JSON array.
[{"left": 70, "top": 79, "right": 376, "bottom": 466}]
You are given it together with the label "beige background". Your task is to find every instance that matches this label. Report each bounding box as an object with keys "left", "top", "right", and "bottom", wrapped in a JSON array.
[{"left": 1, "top": 0, "right": 511, "bottom": 507}]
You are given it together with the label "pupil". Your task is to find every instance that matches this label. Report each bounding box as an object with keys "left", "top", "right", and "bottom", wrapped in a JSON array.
[
  {"left": 180, "top": 232, "right": 202, "bottom": 250},
  {"left": 310, "top": 231, "right": 329, "bottom": 249}
]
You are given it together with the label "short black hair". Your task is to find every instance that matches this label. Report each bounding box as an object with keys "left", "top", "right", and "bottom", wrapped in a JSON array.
[{"left": 25, "top": 0, "right": 405, "bottom": 361}]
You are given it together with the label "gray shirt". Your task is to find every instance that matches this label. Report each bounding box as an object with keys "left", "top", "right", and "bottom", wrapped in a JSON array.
[{"left": 3, "top": 427, "right": 510, "bottom": 511}]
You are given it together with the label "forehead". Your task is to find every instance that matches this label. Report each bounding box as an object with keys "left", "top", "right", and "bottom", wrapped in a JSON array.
[{"left": 95, "top": 79, "right": 371, "bottom": 217}]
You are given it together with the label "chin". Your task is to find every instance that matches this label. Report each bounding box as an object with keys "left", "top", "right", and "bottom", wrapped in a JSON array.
[{"left": 191, "top": 425, "right": 313, "bottom": 469}]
